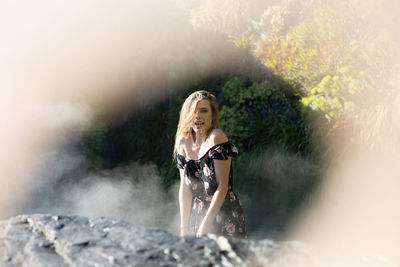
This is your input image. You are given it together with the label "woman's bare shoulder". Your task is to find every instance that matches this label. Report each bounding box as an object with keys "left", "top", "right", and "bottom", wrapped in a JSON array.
[
  {"left": 208, "top": 129, "right": 228, "bottom": 145},
  {"left": 176, "top": 135, "right": 189, "bottom": 155}
]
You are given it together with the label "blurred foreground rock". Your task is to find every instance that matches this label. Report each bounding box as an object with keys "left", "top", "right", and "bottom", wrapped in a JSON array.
[
  {"left": 0, "top": 214, "right": 395, "bottom": 266},
  {"left": 0, "top": 214, "right": 277, "bottom": 266}
]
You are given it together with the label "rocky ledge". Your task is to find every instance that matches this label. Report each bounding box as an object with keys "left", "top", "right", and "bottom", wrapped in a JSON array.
[
  {"left": 0, "top": 214, "right": 395, "bottom": 267},
  {"left": 0, "top": 214, "right": 280, "bottom": 266}
]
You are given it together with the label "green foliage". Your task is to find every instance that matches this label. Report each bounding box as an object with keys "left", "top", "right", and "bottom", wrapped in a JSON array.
[
  {"left": 185, "top": 0, "right": 258, "bottom": 37},
  {"left": 220, "top": 77, "right": 312, "bottom": 154},
  {"left": 232, "top": 148, "right": 322, "bottom": 235},
  {"left": 253, "top": 2, "right": 392, "bottom": 120},
  {"left": 300, "top": 69, "right": 367, "bottom": 119},
  {"left": 231, "top": 35, "right": 251, "bottom": 49},
  {"left": 80, "top": 123, "right": 109, "bottom": 169}
]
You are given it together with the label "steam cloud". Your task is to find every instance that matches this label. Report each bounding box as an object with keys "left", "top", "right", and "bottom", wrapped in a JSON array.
[{"left": 22, "top": 145, "right": 179, "bottom": 234}]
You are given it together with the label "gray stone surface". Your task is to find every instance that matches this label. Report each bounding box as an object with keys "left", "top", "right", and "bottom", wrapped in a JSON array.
[
  {"left": 0, "top": 214, "right": 276, "bottom": 266},
  {"left": 1, "top": 214, "right": 396, "bottom": 266}
]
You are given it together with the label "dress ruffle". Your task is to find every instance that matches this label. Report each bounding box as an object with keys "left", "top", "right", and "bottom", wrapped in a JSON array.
[
  {"left": 210, "top": 142, "right": 239, "bottom": 160},
  {"left": 177, "top": 154, "right": 186, "bottom": 169},
  {"left": 177, "top": 141, "right": 239, "bottom": 168}
]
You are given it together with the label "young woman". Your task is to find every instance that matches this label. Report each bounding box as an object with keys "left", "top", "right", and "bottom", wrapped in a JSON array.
[{"left": 174, "top": 90, "right": 247, "bottom": 238}]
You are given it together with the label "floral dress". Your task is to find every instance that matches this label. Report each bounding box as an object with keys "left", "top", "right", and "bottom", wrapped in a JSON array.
[{"left": 177, "top": 141, "right": 247, "bottom": 238}]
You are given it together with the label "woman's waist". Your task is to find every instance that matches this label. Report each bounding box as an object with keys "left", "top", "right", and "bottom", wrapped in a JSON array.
[{"left": 193, "top": 189, "right": 237, "bottom": 201}]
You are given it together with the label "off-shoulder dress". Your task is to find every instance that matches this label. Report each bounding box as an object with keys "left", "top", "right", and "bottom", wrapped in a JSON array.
[{"left": 177, "top": 141, "right": 247, "bottom": 238}]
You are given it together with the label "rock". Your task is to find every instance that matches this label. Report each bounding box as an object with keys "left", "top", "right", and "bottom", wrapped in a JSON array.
[
  {"left": 0, "top": 214, "right": 276, "bottom": 266},
  {"left": 0, "top": 214, "right": 395, "bottom": 266}
]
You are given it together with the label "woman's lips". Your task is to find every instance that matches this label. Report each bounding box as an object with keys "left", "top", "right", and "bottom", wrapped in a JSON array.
[{"left": 194, "top": 121, "right": 204, "bottom": 127}]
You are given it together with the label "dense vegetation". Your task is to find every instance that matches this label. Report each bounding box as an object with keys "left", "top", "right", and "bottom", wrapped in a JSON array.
[{"left": 78, "top": 0, "right": 398, "bottom": 238}]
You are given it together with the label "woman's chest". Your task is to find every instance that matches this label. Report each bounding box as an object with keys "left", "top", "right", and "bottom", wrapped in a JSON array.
[
  {"left": 185, "top": 161, "right": 218, "bottom": 193},
  {"left": 186, "top": 160, "right": 216, "bottom": 181},
  {"left": 183, "top": 141, "right": 214, "bottom": 160}
]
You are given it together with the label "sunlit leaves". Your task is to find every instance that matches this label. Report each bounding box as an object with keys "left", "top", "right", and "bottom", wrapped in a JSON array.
[
  {"left": 253, "top": 2, "right": 392, "bottom": 120},
  {"left": 231, "top": 35, "right": 251, "bottom": 49}
]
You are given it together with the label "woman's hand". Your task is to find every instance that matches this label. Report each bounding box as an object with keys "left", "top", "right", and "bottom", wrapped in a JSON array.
[
  {"left": 180, "top": 226, "right": 189, "bottom": 237},
  {"left": 196, "top": 220, "right": 212, "bottom": 237}
]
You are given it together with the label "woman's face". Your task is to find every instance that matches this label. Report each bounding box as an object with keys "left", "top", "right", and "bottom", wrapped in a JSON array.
[{"left": 192, "top": 99, "right": 213, "bottom": 134}]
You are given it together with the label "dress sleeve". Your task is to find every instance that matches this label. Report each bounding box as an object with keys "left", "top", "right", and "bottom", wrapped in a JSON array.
[
  {"left": 210, "top": 142, "right": 239, "bottom": 160},
  {"left": 176, "top": 154, "right": 186, "bottom": 169}
]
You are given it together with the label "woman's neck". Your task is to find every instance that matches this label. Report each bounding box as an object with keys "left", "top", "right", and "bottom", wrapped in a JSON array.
[{"left": 192, "top": 132, "right": 208, "bottom": 148}]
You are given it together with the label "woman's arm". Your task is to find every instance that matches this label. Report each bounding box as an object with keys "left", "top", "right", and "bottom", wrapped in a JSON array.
[
  {"left": 197, "top": 129, "right": 230, "bottom": 236},
  {"left": 196, "top": 158, "right": 230, "bottom": 236},
  {"left": 177, "top": 137, "right": 193, "bottom": 236},
  {"left": 179, "top": 168, "right": 193, "bottom": 236}
]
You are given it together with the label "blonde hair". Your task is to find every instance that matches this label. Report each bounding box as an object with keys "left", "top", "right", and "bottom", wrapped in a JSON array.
[{"left": 173, "top": 90, "right": 221, "bottom": 159}]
